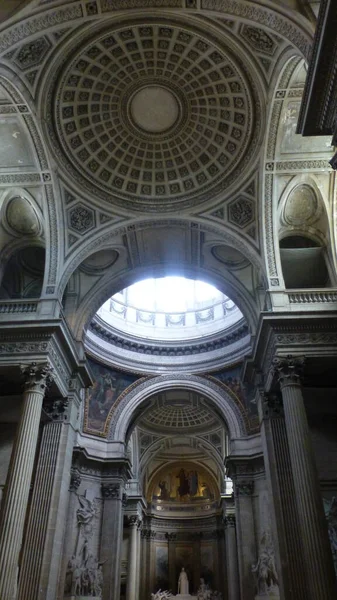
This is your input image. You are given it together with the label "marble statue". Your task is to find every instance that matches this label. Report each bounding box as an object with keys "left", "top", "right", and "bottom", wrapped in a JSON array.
[
  {"left": 64, "top": 550, "right": 105, "bottom": 597},
  {"left": 151, "top": 590, "right": 173, "bottom": 599},
  {"left": 252, "top": 532, "right": 279, "bottom": 597},
  {"left": 178, "top": 567, "right": 189, "bottom": 595},
  {"left": 197, "top": 578, "right": 210, "bottom": 599}
]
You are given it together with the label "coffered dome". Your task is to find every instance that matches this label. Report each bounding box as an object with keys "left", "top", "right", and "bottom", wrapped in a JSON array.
[{"left": 47, "top": 17, "right": 260, "bottom": 212}]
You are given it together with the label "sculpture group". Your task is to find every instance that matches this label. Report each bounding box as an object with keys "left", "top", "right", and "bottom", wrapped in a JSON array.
[
  {"left": 65, "top": 492, "right": 103, "bottom": 597},
  {"left": 197, "top": 578, "right": 223, "bottom": 600},
  {"left": 65, "top": 553, "right": 103, "bottom": 597},
  {"left": 252, "top": 532, "right": 279, "bottom": 597}
]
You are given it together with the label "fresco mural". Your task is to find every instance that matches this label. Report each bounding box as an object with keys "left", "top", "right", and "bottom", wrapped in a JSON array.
[
  {"left": 152, "top": 464, "right": 215, "bottom": 503},
  {"left": 84, "top": 359, "right": 139, "bottom": 434},
  {"left": 211, "top": 364, "right": 259, "bottom": 430}
]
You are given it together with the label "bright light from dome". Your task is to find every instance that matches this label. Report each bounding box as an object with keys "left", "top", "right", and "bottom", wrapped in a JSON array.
[
  {"left": 120, "top": 277, "right": 221, "bottom": 312},
  {"left": 96, "top": 275, "right": 243, "bottom": 342}
]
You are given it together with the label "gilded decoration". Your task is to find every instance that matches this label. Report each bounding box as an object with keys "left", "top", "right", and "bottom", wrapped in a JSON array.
[{"left": 150, "top": 462, "right": 217, "bottom": 506}]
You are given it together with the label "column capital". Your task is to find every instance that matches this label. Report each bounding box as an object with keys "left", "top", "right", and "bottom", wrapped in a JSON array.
[
  {"left": 273, "top": 355, "right": 305, "bottom": 388},
  {"left": 127, "top": 515, "right": 141, "bottom": 527},
  {"left": 101, "top": 482, "right": 121, "bottom": 500},
  {"left": 235, "top": 481, "right": 254, "bottom": 496},
  {"left": 21, "top": 362, "right": 54, "bottom": 394},
  {"left": 43, "top": 398, "right": 69, "bottom": 422},
  {"left": 165, "top": 532, "right": 177, "bottom": 542},
  {"left": 224, "top": 514, "right": 236, "bottom": 528},
  {"left": 69, "top": 471, "right": 81, "bottom": 492},
  {"left": 262, "top": 392, "right": 284, "bottom": 419}
]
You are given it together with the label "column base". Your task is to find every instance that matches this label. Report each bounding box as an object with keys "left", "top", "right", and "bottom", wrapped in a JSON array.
[{"left": 255, "top": 586, "right": 279, "bottom": 599}]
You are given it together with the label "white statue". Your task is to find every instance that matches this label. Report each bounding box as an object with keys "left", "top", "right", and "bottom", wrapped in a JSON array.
[
  {"left": 252, "top": 532, "right": 279, "bottom": 596},
  {"left": 151, "top": 590, "right": 172, "bottom": 599},
  {"left": 197, "top": 578, "right": 211, "bottom": 599},
  {"left": 178, "top": 567, "right": 189, "bottom": 594}
]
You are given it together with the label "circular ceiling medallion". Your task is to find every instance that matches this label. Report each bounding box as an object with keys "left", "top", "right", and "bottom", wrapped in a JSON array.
[
  {"left": 129, "top": 85, "right": 180, "bottom": 133},
  {"left": 49, "top": 20, "right": 259, "bottom": 211}
]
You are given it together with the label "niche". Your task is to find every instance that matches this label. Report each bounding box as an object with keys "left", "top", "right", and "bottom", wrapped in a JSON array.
[
  {"left": 279, "top": 235, "right": 329, "bottom": 289},
  {"left": 0, "top": 245, "right": 45, "bottom": 299}
]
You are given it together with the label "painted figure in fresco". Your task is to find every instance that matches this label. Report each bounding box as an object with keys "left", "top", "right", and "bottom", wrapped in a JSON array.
[
  {"left": 159, "top": 480, "right": 170, "bottom": 500},
  {"left": 177, "top": 469, "right": 189, "bottom": 498},
  {"left": 178, "top": 567, "right": 189, "bottom": 594},
  {"left": 188, "top": 470, "right": 198, "bottom": 496}
]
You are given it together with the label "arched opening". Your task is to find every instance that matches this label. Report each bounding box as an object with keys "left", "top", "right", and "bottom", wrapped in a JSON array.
[
  {"left": 113, "top": 384, "right": 235, "bottom": 598},
  {"left": 0, "top": 245, "right": 46, "bottom": 299}
]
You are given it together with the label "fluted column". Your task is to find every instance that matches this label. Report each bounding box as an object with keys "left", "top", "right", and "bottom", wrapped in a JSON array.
[
  {"left": 224, "top": 515, "right": 240, "bottom": 600},
  {"left": 0, "top": 362, "right": 53, "bottom": 600},
  {"left": 275, "top": 356, "right": 337, "bottom": 599},
  {"left": 100, "top": 482, "right": 125, "bottom": 600},
  {"left": 260, "top": 391, "right": 307, "bottom": 599},
  {"left": 126, "top": 516, "right": 139, "bottom": 600},
  {"left": 18, "top": 394, "right": 79, "bottom": 600}
]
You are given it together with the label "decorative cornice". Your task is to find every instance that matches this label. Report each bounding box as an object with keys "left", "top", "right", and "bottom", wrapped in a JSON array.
[{"left": 89, "top": 317, "right": 249, "bottom": 357}]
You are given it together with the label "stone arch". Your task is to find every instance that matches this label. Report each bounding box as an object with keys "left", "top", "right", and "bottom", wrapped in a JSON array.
[
  {"left": 58, "top": 218, "right": 264, "bottom": 341},
  {"left": 108, "top": 374, "right": 247, "bottom": 444},
  {"left": 0, "top": 73, "right": 60, "bottom": 294}
]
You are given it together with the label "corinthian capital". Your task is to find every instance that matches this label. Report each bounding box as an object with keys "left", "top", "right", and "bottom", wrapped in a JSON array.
[
  {"left": 21, "top": 362, "right": 54, "bottom": 394},
  {"left": 273, "top": 355, "right": 305, "bottom": 388}
]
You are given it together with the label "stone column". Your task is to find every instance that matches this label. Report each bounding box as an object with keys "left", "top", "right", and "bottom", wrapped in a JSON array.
[
  {"left": 100, "top": 482, "right": 125, "bottom": 600},
  {"left": 126, "top": 516, "right": 139, "bottom": 600},
  {"left": 18, "top": 392, "right": 80, "bottom": 600},
  {"left": 224, "top": 514, "right": 240, "bottom": 600},
  {"left": 275, "top": 356, "right": 337, "bottom": 599},
  {"left": 234, "top": 480, "right": 256, "bottom": 600},
  {"left": 0, "top": 362, "right": 53, "bottom": 600},
  {"left": 259, "top": 391, "right": 307, "bottom": 599}
]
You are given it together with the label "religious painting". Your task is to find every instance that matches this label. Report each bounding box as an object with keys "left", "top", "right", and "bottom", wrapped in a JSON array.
[
  {"left": 175, "top": 545, "right": 194, "bottom": 594},
  {"left": 200, "top": 544, "right": 214, "bottom": 589},
  {"left": 152, "top": 463, "right": 215, "bottom": 504},
  {"left": 155, "top": 545, "right": 169, "bottom": 591},
  {"left": 85, "top": 359, "right": 139, "bottom": 433}
]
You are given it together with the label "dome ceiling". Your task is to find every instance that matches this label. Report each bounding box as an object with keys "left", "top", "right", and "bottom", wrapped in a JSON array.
[
  {"left": 139, "top": 390, "right": 221, "bottom": 433},
  {"left": 48, "top": 18, "right": 259, "bottom": 212}
]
